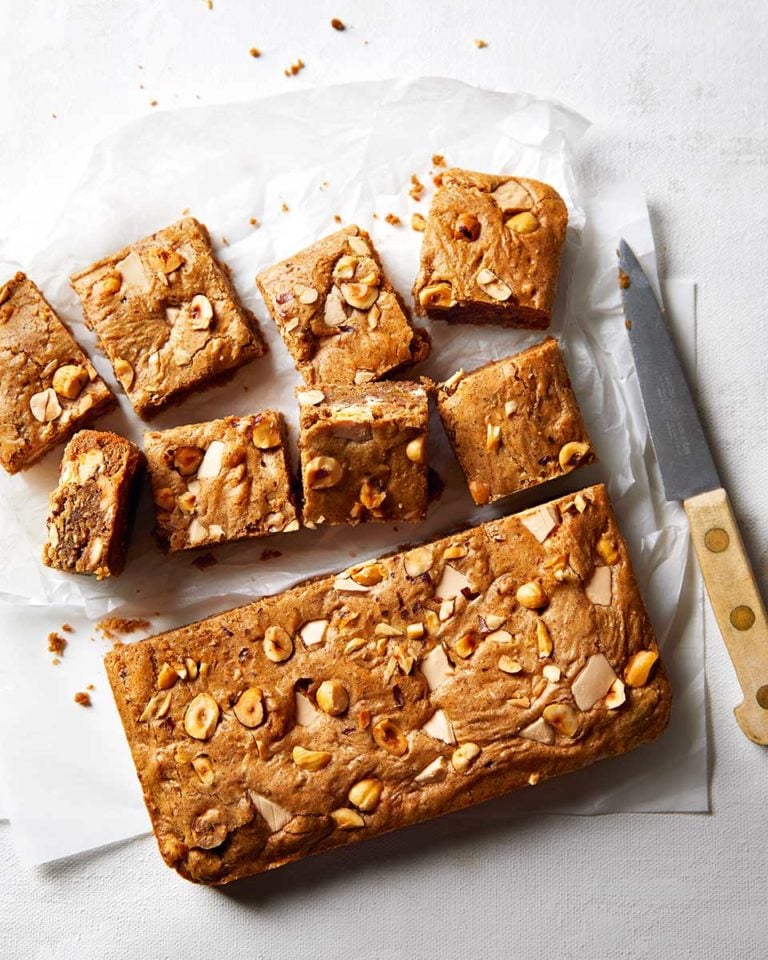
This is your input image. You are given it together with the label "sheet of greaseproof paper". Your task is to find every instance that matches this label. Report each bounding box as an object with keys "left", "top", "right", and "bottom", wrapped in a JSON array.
[{"left": 0, "top": 78, "right": 707, "bottom": 865}]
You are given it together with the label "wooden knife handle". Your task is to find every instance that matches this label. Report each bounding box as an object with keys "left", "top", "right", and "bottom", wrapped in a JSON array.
[{"left": 684, "top": 487, "right": 768, "bottom": 745}]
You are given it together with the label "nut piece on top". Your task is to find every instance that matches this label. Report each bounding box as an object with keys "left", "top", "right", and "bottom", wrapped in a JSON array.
[
  {"left": 42, "top": 429, "right": 144, "bottom": 579},
  {"left": 298, "top": 380, "right": 429, "bottom": 526},
  {"left": 0, "top": 273, "right": 115, "bottom": 474},
  {"left": 412, "top": 169, "right": 568, "bottom": 328},
  {"left": 70, "top": 218, "right": 265, "bottom": 420},
  {"left": 436, "top": 337, "right": 594, "bottom": 506},
  {"left": 256, "top": 225, "right": 430, "bottom": 387},
  {"left": 144, "top": 412, "right": 299, "bottom": 552}
]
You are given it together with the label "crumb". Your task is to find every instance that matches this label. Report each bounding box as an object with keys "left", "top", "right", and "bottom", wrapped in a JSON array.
[
  {"left": 221, "top": 235, "right": 230, "bottom": 246},
  {"left": 625, "top": 319, "right": 632, "bottom": 330},
  {"left": 249, "top": 47, "right": 261, "bottom": 58},
  {"left": 331, "top": 17, "right": 346, "bottom": 30},
  {"left": 281, "top": 202, "right": 290, "bottom": 212},
  {"left": 182, "top": 207, "right": 190, "bottom": 215},
  {"left": 409, "top": 174, "right": 424, "bottom": 202},
  {"left": 96, "top": 617, "right": 151, "bottom": 640},
  {"left": 411, "top": 212, "right": 426, "bottom": 233},
  {"left": 320, "top": 180, "right": 329, "bottom": 190},
  {"left": 384, "top": 213, "right": 402, "bottom": 226},
  {"left": 433, "top": 173, "right": 444, "bottom": 188},
  {"left": 74, "top": 692, "right": 91, "bottom": 707},
  {"left": 618, "top": 269, "right": 630, "bottom": 290},
  {"left": 51, "top": 113, "right": 57, "bottom": 119},
  {"left": 51, "top": 658, "right": 61, "bottom": 666},
  {"left": 260, "top": 548, "right": 283, "bottom": 562},
  {"left": 150, "top": 100, "right": 158, "bottom": 107},
  {"left": 47, "top": 632, "right": 67, "bottom": 656},
  {"left": 62, "top": 623, "right": 74, "bottom": 633},
  {"left": 432, "top": 153, "right": 446, "bottom": 167},
  {"left": 474, "top": 39, "right": 488, "bottom": 49},
  {"left": 86, "top": 683, "right": 95, "bottom": 691},
  {"left": 372, "top": 212, "right": 379, "bottom": 219},
  {"left": 333, "top": 214, "right": 342, "bottom": 223},
  {"left": 204, "top": 0, "right": 213, "bottom": 8},
  {"left": 192, "top": 552, "right": 218, "bottom": 571},
  {"left": 284, "top": 58, "right": 305, "bottom": 77},
  {"left": 249, "top": 217, "right": 260, "bottom": 227}
]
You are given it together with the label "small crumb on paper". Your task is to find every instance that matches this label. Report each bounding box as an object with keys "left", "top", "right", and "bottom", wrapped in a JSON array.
[
  {"left": 249, "top": 47, "right": 261, "bottom": 58},
  {"left": 432, "top": 153, "right": 446, "bottom": 167},
  {"left": 249, "top": 217, "right": 260, "bottom": 227},
  {"left": 384, "top": 213, "right": 401, "bottom": 226},
  {"left": 96, "top": 617, "right": 151, "bottom": 640},
  {"left": 331, "top": 18, "right": 346, "bottom": 31},
  {"left": 62, "top": 623, "right": 74, "bottom": 633},
  {"left": 47, "top": 632, "right": 67, "bottom": 656},
  {"left": 281, "top": 202, "right": 290, "bottom": 213},
  {"left": 333, "top": 214, "right": 342, "bottom": 223},
  {"left": 150, "top": 100, "right": 158, "bottom": 108},
  {"left": 411, "top": 212, "right": 426, "bottom": 232},
  {"left": 474, "top": 39, "right": 488, "bottom": 49},
  {"left": 409, "top": 174, "right": 424, "bottom": 201},
  {"left": 284, "top": 59, "right": 305, "bottom": 78},
  {"left": 74, "top": 692, "right": 91, "bottom": 707}
]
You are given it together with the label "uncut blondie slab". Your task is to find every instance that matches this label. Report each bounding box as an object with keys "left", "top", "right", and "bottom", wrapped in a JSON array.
[
  {"left": 256, "top": 226, "right": 430, "bottom": 387},
  {"left": 71, "top": 218, "right": 265, "bottom": 419},
  {"left": 437, "top": 337, "right": 595, "bottom": 505},
  {"left": 106, "top": 483, "right": 670, "bottom": 885},
  {"left": 413, "top": 169, "right": 568, "bottom": 328},
  {"left": 298, "top": 381, "right": 429, "bottom": 526},
  {"left": 145, "top": 413, "right": 300, "bottom": 552},
  {"left": 0, "top": 273, "right": 115, "bottom": 474},
  {"left": 43, "top": 430, "right": 144, "bottom": 579}
]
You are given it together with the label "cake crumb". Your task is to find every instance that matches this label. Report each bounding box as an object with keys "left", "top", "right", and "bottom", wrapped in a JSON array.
[
  {"left": 384, "top": 213, "right": 401, "bottom": 227},
  {"left": 48, "top": 632, "right": 67, "bottom": 656},
  {"left": 433, "top": 173, "right": 444, "bottom": 188},
  {"left": 96, "top": 617, "right": 151, "bottom": 640},
  {"left": 192, "top": 552, "right": 218, "bottom": 572},
  {"left": 182, "top": 207, "right": 190, "bottom": 216},
  {"left": 281, "top": 202, "right": 290, "bottom": 213},
  {"left": 249, "top": 47, "right": 261, "bottom": 58},
  {"left": 260, "top": 548, "right": 283, "bottom": 562},
  {"left": 52, "top": 658, "right": 61, "bottom": 666},
  {"left": 432, "top": 153, "right": 446, "bottom": 167},
  {"left": 62, "top": 623, "right": 74, "bottom": 633},
  {"left": 249, "top": 217, "right": 260, "bottom": 227},
  {"left": 320, "top": 180, "right": 329, "bottom": 190},
  {"left": 331, "top": 18, "right": 346, "bottom": 30},
  {"left": 74, "top": 692, "right": 91, "bottom": 707},
  {"left": 86, "top": 684, "right": 95, "bottom": 691},
  {"left": 221, "top": 235, "right": 230, "bottom": 246},
  {"left": 409, "top": 174, "right": 424, "bottom": 202},
  {"left": 150, "top": 100, "right": 158, "bottom": 107},
  {"left": 333, "top": 214, "right": 342, "bottom": 223},
  {"left": 411, "top": 212, "right": 426, "bottom": 233},
  {"left": 474, "top": 39, "right": 488, "bottom": 49},
  {"left": 284, "top": 59, "right": 305, "bottom": 77}
]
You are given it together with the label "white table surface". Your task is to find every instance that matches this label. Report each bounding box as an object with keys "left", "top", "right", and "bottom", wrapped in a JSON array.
[{"left": 1, "top": 1, "right": 766, "bottom": 958}]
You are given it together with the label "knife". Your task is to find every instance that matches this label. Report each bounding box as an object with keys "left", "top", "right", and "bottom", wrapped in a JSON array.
[{"left": 618, "top": 239, "right": 768, "bottom": 745}]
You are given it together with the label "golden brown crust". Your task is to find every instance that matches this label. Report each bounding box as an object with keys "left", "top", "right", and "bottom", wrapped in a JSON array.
[
  {"left": 70, "top": 218, "right": 265, "bottom": 419},
  {"left": 42, "top": 430, "right": 144, "bottom": 579},
  {"left": 0, "top": 273, "right": 115, "bottom": 473},
  {"left": 256, "top": 226, "right": 430, "bottom": 386},
  {"left": 413, "top": 170, "right": 568, "bottom": 328},
  {"left": 105, "top": 483, "right": 670, "bottom": 884},
  {"left": 298, "top": 381, "right": 429, "bottom": 526},
  {"left": 437, "top": 337, "right": 595, "bottom": 504},
  {"left": 144, "top": 413, "right": 299, "bottom": 552}
]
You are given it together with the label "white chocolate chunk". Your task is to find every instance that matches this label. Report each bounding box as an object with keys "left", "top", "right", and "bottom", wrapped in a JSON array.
[
  {"left": 333, "top": 575, "right": 371, "bottom": 593},
  {"left": 300, "top": 619, "right": 329, "bottom": 648},
  {"left": 415, "top": 756, "right": 449, "bottom": 784},
  {"left": 435, "top": 563, "right": 471, "bottom": 600},
  {"left": 585, "top": 566, "right": 612, "bottom": 605},
  {"left": 249, "top": 791, "right": 294, "bottom": 832},
  {"left": 422, "top": 709, "right": 456, "bottom": 745},
  {"left": 571, "top": 653, "right": 618, "bottom": 711},
  {"left": 197, "top": 440, "right": 225, "bottom": 479},
  {"left": 542, "top": 664, "right": 561, "bottom": 682},
  {"left": 295, "top": 692, "right": 321, "bottom": 726},
  {"left": 519, "top": 717, "right": 555, "bottom": 744},
  {"left": 519, "top": 505, "right": 560, "bottom": 543},
  {"left": 187, "top": 518, "right": 208, "bottom": 545},
  {"left": 420, "top": 644, "right": 454, "bottom": 692},
  {"left": 116, "top": 251, "right": 149, "bottom": 291}
]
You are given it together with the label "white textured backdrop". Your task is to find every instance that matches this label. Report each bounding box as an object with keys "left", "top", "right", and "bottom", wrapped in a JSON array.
[{"left": 0, "top": 2, "right": 766, "bottom": 959}]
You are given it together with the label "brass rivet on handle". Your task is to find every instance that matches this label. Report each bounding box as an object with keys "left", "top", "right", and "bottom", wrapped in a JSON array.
[
  {"left": 730, "top": 605, "right": 756, "bottom": 631},
  {"left": 756, "top": 685, "right": 768, "bottom": 710},
  {"left": 704, "top": 527, "right": 730, "bottom": 553}
]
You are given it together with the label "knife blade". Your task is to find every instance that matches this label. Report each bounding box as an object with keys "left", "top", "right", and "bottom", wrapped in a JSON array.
[{"left": 619, "top": 240, "right": 768, "bottom": 745}]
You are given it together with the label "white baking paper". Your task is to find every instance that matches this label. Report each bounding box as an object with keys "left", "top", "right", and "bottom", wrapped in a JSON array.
[{"left": 0, "top": 78, "right": 707, "bottom": 866}]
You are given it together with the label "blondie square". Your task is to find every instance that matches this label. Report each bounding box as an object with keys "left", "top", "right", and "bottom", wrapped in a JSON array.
[
  {"left": 256, "top": 226, "right": 429, "bottom": 387},
  {"left": 71, "top": 218, "right": 265, "bottom": 419},
  {"left": 145, "top": 412, "right": 299, "bottom": 552},
  {"left": 298, "top": 381, "right": 429, "bottom": 526},
  {"left": 436, "top": 338, "right": 595, "bottom": 505},
  {"left": 42, "top": 430, "right": 144, "bottom": 579},
  {"left": 413, "top": 169, "right": 568, "bottom": 328},
  {"left": 0, "top": 273, "right": 115, "bottom": 474}
]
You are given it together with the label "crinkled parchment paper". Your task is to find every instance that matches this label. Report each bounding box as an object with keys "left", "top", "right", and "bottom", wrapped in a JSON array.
[{"left": 0, "top": 78, "right": 707, "bottom": 865}]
